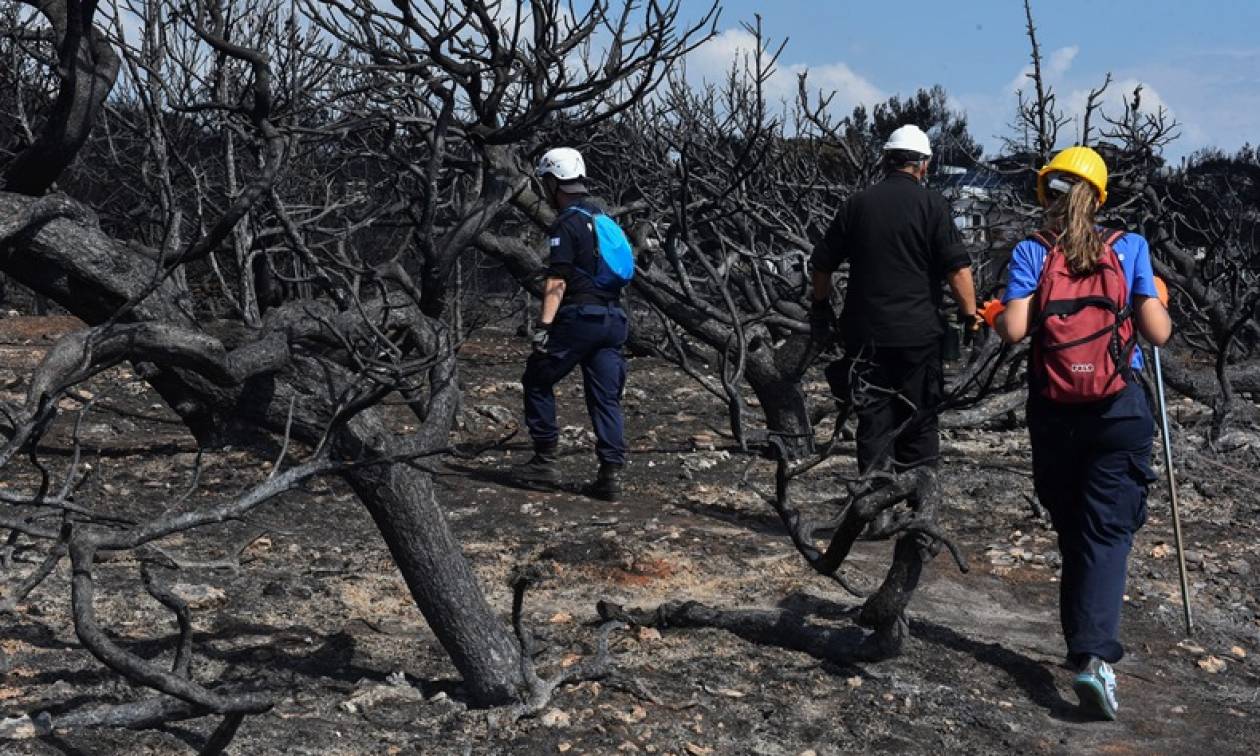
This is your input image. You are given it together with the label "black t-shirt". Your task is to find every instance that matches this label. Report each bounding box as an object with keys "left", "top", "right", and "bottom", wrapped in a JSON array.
[
  {"left": 810, "top": 172, "right": 970, "bottom": 347},
  {"left": 545, "top": 200, "right": 616, "bottom": 306}
]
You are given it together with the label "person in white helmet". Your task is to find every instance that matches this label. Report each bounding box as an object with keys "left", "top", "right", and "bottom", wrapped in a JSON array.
[
  {"left": 809, "top": 124, "right": 979, "bottom": 475},
  {"left": 518, "top": 147, "right": 633, "bottom": 500}
]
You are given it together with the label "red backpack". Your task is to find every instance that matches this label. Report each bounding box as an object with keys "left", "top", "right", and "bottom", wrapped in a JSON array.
[{"left": 1029, "top": 228, "right": 1137, "bottom": 403}]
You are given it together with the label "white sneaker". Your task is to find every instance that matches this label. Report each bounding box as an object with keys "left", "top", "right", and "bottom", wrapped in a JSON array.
[{"left": 1073, "top": 656, "right": 1119, "bottom": 720}]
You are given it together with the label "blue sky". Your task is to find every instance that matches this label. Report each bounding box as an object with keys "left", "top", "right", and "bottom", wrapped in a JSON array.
[{"left": 679, "top": 0, "right": 1259, "bottom": 161}]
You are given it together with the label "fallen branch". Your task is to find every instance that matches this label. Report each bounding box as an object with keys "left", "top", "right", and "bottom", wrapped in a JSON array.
[
  {"left": 489, "top": 566, "right": 630, "bottom": 726},
  {"left": 0, "top": 691, "right": 272, "bottom": 741},
  {"left": 140, "top": 562, "right": 194, "bottom": 678},
  {"left": 940, "top": 389, "right": 1027, "bottom": 429},
  {"left": 596, "top": 598, "right": 890, "bottom": 663}
]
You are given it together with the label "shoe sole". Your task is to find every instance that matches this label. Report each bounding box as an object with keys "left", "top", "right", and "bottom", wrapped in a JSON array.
[
  {"left": 1072, "top": 677, "right": 1118, "bottom": 721},
  {"left": 516, "top": 475, "right": 559, "bottom": 490}
]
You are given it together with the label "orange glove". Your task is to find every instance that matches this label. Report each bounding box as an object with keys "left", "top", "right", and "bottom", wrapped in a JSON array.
[
  {"left": 1154, "top": 276, "right": 1169, "bottom": 307},
  {"left": 979, "top": 298, "right": 1006, "bottom": 329}
]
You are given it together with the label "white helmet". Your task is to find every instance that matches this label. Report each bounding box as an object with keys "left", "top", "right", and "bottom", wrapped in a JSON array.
[
  {"left": 883, "top": 125, "right": 932, "bottom": 158},
  {"left": 536, "top": 147, "right": 587, "bottom": 182}
]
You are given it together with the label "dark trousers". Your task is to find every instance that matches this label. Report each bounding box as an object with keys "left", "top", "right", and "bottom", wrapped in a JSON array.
[
  {"left": 522, "top": 304, "right": 628, "bottom": 465},
  {"left": 826, "top": 342, "right": 944, "bottom": 474},
  {"left": 1028, "top": 381, "right": 1156, "bottom": 665}
]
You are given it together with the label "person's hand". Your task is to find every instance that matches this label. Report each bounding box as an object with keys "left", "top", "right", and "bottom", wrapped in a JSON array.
[
  {"left": 808, "top": 299, "right": 833, "bottom": 343},
  {"left": 531, "top": 322, "right": 551, "bottom": 354},
  {"left": 1154, "top": 276, "right": 1169, "bottom": 307},
  {"left": 979, "top": 298, "right": 1006, "bottom": 329},
  {"left": 960, "top": 307, "right": 983, "bottom": 333}
]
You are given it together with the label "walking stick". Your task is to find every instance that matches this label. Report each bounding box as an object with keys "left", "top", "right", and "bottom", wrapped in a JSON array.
[{"left": 1152, "top": 346, "right": 1194, "bottom": 636}]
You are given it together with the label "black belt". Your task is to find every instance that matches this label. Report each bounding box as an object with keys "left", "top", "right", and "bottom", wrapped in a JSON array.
[{"left": 560, "top": 299, "right": 621, "bottom": 310}]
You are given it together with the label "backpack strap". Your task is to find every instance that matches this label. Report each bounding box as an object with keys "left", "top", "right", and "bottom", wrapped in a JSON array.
[
  {"left": 1100, "top": 228, "right": 1126, "bottom": 248},
  {"left": 557, "top": 205, "right": 599, "bottom": 253},
  {"left": 1030, "top": 228, "right": 1127, "bottom": 251},
  {"left": 562, "top": 205, "right": 593, "bottom": 218},
  {"left": 1100, "top": 227, "right": 1136, "bottom": 383},
  {"left": 557, "top": 205, "right": 620, "bottom": 301},
  {"left": 1029, "top": 229, "right": 1059, "bottom": 250},
  {"left": 1039, "top": 295, "right": 1122, "bottom": 319},
  {"left": 1028, "top": 227, "right": 1127, "bottom": 334}
]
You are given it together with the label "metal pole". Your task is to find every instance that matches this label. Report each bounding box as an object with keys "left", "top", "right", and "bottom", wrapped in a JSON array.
[{"left": 1152, "top": 346, "right": 1194, "bottom": 636}]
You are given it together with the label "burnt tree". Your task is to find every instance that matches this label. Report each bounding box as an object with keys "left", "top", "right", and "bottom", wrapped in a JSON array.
[{"left": 0, "top": 0, "right": 714, "bottom": 743}]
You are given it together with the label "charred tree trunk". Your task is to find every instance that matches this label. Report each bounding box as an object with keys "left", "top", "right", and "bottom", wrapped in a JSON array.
[
  {"left": 855, "top": 535, "right": 924, "bottom": 657},
  {"left": 748, "top": 373, "right": 814, "bottom": 457},
  {"left": 341, "top": 457, "right": 524, "bottom": 703},
  {"left": 331, "top": 364, "right": 525, "bottom": 704},
  {"left": 159, "top": 354, "right": 529, "bottom": 705},
  {"left": 745, "top": 335, "right": 816, "bottom": 458}
]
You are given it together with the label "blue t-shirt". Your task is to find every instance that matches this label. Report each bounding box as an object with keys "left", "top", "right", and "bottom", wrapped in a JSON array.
[{"left": 1002, "top": 231, "right": 1158, "bottom": 369}]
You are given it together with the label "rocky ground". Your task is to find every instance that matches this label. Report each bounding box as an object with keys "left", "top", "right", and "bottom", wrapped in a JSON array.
[{"left": 1, "top": 316, "right": 1259, "bottom": 755}]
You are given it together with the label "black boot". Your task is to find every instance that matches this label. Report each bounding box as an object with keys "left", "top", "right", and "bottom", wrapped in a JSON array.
[
  {"left": 583, "top": 462, "right": 623, "bottom": 501},
  {"left": 517, "top": 445, "right": 559, "bottom": 487}
]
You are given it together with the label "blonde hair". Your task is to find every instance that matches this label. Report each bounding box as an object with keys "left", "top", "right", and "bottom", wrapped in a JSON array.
[{"left": 1046, "top": 180, "right": 1104, "bottom": 274}]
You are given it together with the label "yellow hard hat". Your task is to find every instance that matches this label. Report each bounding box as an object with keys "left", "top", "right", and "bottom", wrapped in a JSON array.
[{"left": 1037, "top": 146, "right": 1108, "bottom": 206}]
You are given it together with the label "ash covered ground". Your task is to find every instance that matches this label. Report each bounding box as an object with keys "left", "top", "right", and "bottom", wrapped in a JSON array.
[{"left": 2, "top": 317, "right": 1259, "bottom": 755}]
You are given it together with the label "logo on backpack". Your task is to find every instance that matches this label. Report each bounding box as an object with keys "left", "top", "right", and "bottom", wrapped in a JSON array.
[
  {"left": 565, "top": 206, "right": 635, "bottom": 292},
  {"left": 1030, "top": 228, "right": 1137, "bottom": 403}
]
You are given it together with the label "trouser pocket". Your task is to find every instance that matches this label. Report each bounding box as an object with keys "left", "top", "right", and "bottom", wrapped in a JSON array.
[{"left": 1128, "top": 452, "right": 1157, "bottom": 530}]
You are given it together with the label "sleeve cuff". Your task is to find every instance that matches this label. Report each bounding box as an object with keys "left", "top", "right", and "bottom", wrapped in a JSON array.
[
  {"left": 545, "top": 263, "right": 574, "bottom": 280},
  {"left": 941, "top": 244, "right": 972, "bottom": 273},
  {"left": 1002, "top": 288, "right": 1034, "bottom": 304}
]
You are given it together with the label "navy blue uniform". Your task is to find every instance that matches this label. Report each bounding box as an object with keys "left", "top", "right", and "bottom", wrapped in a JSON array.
[
  {"left": 522, "top": 201, "right": 628, "bottom": 464},
  {"left": 1006, "top": 230, "right": 1160, "bottom": 666},
  {"left": 1028, "top": 383, "right": 1155, "bottom": 665}
]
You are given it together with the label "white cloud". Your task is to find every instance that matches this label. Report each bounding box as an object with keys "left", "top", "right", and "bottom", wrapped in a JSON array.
[
  {"left": 1049, "top": 46, "right": 1080, "bottom": 80},
  {"left": 788, "top": 61, "right": 885, "bottom": 113},
  {"left": 956, "top": 47, "right": 1216, "bottom": 159},
  {"left": 686, "top": 28, "right": 885, "bottom": 115},
  {"left": 954, "top": 37, "right": 1256, "bottom": 161},
  {"left": 1054, "top": 78, "right": 1183, "bottom": 146},
  {"left": 1006, "top": 45, "right": 1079, "bottom": 94},
  {"left": 687, "top": 28, "right": 759, "bottom": 76},
  {"left": 1066, "top": 77, "right": 1171, "bottom": 123}
]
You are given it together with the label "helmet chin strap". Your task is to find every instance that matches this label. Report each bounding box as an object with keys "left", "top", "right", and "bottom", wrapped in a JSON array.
[{"left": 540, "top": 174, "right": 561, "bottom": 209}]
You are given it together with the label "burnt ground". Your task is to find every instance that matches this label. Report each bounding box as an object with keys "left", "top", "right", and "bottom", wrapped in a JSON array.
[{"left": 2, "top": 315, "right": 1259, "bottom": 755}]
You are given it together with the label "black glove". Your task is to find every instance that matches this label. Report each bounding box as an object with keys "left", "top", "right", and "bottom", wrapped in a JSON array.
[
  {"left": 809, "top": 299, "right": 833, "bottom": 343},
  {"left": 531, "top": 322, "right": 551, "bottom": 354}
]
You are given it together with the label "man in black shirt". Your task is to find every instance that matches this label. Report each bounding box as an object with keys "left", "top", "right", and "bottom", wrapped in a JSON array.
[
  {"left": 810, "top": 125, "right": 978, "bottom": 474},
  {"left": 519, "top": 147, "right": 629, "bottom": 500}
]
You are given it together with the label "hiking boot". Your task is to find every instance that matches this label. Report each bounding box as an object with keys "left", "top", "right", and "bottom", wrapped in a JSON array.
[
  {"left": 1073, "top": 656, "right": 1119, "bottom": 721},
  {"left": 582, "top": 462, "right": 623, "bottom": 501},
  {"left": 516, "top": 445, "right": 559, "bottom": 487}
]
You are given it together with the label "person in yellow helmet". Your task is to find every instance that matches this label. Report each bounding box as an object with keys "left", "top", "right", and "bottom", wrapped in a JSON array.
[{"left": 986, "top": 145, "right": 1171, "bottom": 721}]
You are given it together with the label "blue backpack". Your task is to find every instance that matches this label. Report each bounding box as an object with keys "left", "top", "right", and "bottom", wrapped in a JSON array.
[{"left": 564, "top": 206, "right": 635, "bottom": 291}]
